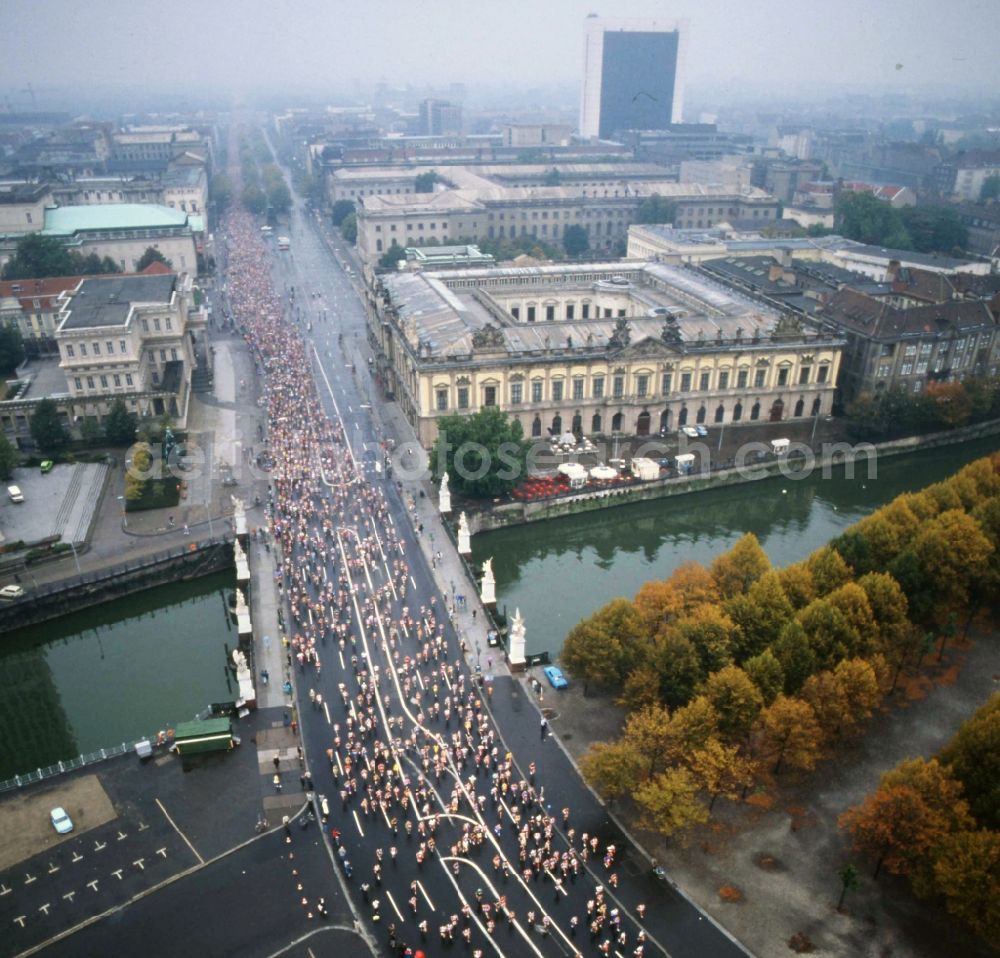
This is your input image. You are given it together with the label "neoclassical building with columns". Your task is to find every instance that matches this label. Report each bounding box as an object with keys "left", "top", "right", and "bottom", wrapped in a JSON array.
[{"left": 365, "top": 261, "right": 843, "bottom": 447}]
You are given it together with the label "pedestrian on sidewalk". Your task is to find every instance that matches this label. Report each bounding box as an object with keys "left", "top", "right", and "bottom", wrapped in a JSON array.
[{"left": 540, "top": 717, "right": 548, "bottom": 740}]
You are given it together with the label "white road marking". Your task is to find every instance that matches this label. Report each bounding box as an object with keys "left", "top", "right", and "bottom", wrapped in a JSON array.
[
  {"left": 416, "top": 879, "right": 434, "bottom": 910},
  {"left": 352, "top": 810, "right": 365, "bottom": 837},
  {"left": 385, "top": 890, "right": 404, "bottom": 921},
  {"left": 323, "top": 701, "right": 331, "bottom": 724}
]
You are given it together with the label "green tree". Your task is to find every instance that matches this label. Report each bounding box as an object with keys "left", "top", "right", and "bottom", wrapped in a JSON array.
[
  {"left": 267, "top": 179, "right": 292, "bottom": 215},
  {"left": 542, "top": 168, "right": 562, "bottom": 186},
  {"left": 136, "top": 247, "right": 172, "bottom": 271},
  {"left": 211, "top": 173, "right": 234, "bottom": 211},
  {"left": 415, "top": 171, "right": 440, "bottom": 193},
  {"left": 2, "top": 233, "right": 75, "bottom": 279},
  {"left": 340, "top": 212, "right": 357, "bottom": 244},
  {"left": 103, "top": 397, "right": 138, "bottom": 446},
  {"left": 75, "top": 252, "right": 120, "bottom": 275},
  {"left": 429, "top": 406, "right": 529, "bottom": 499},
  {"left": 835, "top": 191, "right": 912, "bottom": 248},
  {"left": 562, "top": 597, "right": 646, "bottom": 693},
  {"left": 725, "top": 570, "right": 794, "bottom": 661},
  {"left": 939, "top": 692, "right": 1000, "bottom": 829},
  {"left": 980, "top": 174, "right": 1000, "bottom": 202},
  {"left": 665, "top": 695, "right": 720, "bottom": 756},
  {"left": 898, "top": 205, "right": 967, "bottom": 254},
  {"left": 29, "top": 398, "right": 68, "bottom": 451},
  {"left": 0, "top": 324, "right": 26, "bottom": 373},
  {"left": 653, "top": 631, "right": 704, "bottom": 707},
  {"left": 771, "top": 620, "right": 818, "bottom": 693},
  {"left": 331, "top": 199, "right": 355, "bottom": 226},
  {"left": 743, "top": 649, "right": 785, "bottom": 705},
  {"left": 379, "top": 243, "right": 407, "bottom": 269},
  {"left": 837, "top": 863, "right": 860, "bottom": 911},
  {"left": 676, "top": 606, "right": 737, "bottom": 676},
  {"left": 703, "top": 665, "right": 764, "bottom": 743},
  {"left": 562, "top": 224, "right": 590, "bottom": 256},
  {"left": 634, "top": 194, "right": 679, "bottom": 225},
  {"left": 241, "top": 184, "right": 267, "bottom": 215},
  {"left": 0, "top": 433, "right": 19, "bottom": 479},
  {"left": 797, "top": 597, "right": 858, "bottom": 671}
]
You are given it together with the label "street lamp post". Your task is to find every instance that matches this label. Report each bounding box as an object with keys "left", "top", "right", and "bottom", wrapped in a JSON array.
[
  {"left": 68, "top": 540, "right": 82, "bottom": 576},
  {"left": 117, "top": 495, "right": 128, "bottom": 529}
]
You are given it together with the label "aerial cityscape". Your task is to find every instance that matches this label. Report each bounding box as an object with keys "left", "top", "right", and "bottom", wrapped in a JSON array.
[{"left": 0, "top": 2, "right": 998, "bottom": 957}]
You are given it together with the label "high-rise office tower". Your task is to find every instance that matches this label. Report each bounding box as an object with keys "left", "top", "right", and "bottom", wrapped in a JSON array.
[{"left": 580, "top": 15, "right": 688, "bottom": 139}]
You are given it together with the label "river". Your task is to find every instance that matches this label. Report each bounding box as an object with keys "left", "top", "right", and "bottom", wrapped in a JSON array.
[
  {"left": 471, "top": 437, "right": 1000, "bottom": 658},
  {"left": 0, "top": 572, "right": 237, "bottom": 781}
]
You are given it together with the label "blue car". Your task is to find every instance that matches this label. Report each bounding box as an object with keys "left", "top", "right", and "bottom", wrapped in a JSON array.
[{"left": 544, "top": 666, "right": 569, "bottom": 689}]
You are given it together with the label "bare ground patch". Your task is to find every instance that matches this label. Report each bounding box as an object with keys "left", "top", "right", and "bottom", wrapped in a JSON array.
[
  {"left": 548, "top": 635, "right": 1000, "bottom": 958},
  {"left": 0, "top": 774, "right": 116, "bottom": 871}
]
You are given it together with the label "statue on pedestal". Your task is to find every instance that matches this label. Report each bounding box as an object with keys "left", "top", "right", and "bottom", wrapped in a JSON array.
[
  {"left": 439, "top": 472, "right": 452, "bottom": 514},
  {"left": 480, "top": 557, "right": 496, "bottom": 605},
  {"left": 508, "top": 607, "right": 526, "bottom": 671},
  {"left": 457, "top": 511, "right": 471, "bottom": 554}
]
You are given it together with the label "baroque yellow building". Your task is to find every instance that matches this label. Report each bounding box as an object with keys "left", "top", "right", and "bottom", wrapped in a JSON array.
[{"left": 365, "top": 262, "right": 843, "bottom": 447}]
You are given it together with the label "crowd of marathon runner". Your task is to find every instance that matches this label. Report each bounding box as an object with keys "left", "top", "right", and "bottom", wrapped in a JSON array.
[{"left": 219, "top": 203, "right": 654, "bottom": 957}]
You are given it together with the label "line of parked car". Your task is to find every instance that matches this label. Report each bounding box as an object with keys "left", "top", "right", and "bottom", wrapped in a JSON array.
[{"left": 680, "top": 425, "right": 709, "bottom": 439}]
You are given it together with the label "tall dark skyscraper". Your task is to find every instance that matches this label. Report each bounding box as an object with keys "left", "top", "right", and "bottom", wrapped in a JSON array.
[{"left": 580, "top": 16, "right": 688, "bottom": 139}]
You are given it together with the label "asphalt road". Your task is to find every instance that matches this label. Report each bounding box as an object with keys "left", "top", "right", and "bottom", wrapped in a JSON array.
[
  {"left": 38, "top": 828, "right": 362, "bottom": 958},
  {"left": 258, "top": 171, "right": 752, "bottom": 958}
]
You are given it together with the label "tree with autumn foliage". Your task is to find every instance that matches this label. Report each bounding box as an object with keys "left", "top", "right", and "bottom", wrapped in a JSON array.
[
  {"left": 635, "top": 767, "right": 709, "bottom": 836},
  {"left": 931, "top": 830, "right": 1000, "bottom": 943},
  {"left": 911, "top": 509, "right": 992, "bottom": 630},
  {"left": 710, "top": 532, "right": 770, "bottom": 599},
  {"left": 562, "top": 597, "right": 645, "bottom": 694},
  {"left": 579, "top": 739, "right": 646, "bottom": 806},
  {"left": 675, "top": 605, "right": 739, "bottom": 675},
  {"left": 688, "top": 739, "right": 758, "bottom": 811},
  {"left": 620, "top": 704, "right": 674, "bottom": 778},
  {"left": 724, "top": 570, "right": 794, "bottom": 662},
  {"left": 703, "top": 665, "right": 764, "bottom": 743},
  {"left": 924, "top": 380, "right": 973, "bottom": 428},
  {"left": 840, "top": 758, "right": 973, "bottom": 880},
  {"left": 757, "top": 695, "right": 823, "bottom": 773},
  {"left": 939, "top": 692, "right": 1000, "bottom": 830}
]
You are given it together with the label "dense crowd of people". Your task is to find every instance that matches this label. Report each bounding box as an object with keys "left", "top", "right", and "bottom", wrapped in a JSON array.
[{"left": 218, "top": 200, "right": 655, "bottom": 957}]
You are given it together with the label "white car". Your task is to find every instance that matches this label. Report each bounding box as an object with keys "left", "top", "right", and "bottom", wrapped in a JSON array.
[
  {"left": 8, "top": 485, "right": 24, "bottom": 503},
  {"left": 680, "top": 426, "right": 699, "bottom": 439},
  {"left": 50, "top": 807, "right": 74, "bottom": 834},
  {"left": 0, "top": 584, "right": 24, "bottom": 600}
]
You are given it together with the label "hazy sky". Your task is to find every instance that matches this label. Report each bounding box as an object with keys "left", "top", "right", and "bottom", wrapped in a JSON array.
[{"left": 2, "top": 0, "right": 999, "bottom": 104}]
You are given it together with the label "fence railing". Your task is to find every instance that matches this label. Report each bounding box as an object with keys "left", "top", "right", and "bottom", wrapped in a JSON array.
[
  {"left": 0, "top": 536, "right": 235, "bottom": 609},
  {"left": 0, "top": 705, "right": 219, "bottom": 794}
]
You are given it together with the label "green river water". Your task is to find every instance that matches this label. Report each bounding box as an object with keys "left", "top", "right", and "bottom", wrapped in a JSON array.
[{"left": 471, "top": 437, "right": 1000, "bottom": 657}]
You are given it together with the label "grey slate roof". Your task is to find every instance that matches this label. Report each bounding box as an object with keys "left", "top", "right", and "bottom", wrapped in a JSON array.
[{"left": 60, "top": 274, "right": 176, "bottom": 330}]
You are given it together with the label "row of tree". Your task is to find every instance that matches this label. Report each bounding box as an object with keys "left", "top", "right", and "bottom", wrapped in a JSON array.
[
  {"left": 1, "top": 234, "right": 121, "bottom": 281},
  {"left": 835, "top": 191, "right": 968, "bottom": 254},
  {"left": 566, "top": 454, "right": 999, "bottom": 835},
  {"left": 1, "top": 234, "right": 172, "bottom": 283},
  {"left": 840, "top": 693, "right": 1000, "bottom": 945},
  {"left": 238, "top": 131, "right": 291, "bottom": 218},
  {"left": 0, "top": 396, "right": 140, "bottom": 479},
  {"left": 846, "top": 379, "right": 1000, "bottom": 441}
]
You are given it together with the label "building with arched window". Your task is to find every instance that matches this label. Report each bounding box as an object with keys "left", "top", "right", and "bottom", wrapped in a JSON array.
[{"left": 366, "top": 261, "right": 842, "bottom": 447}]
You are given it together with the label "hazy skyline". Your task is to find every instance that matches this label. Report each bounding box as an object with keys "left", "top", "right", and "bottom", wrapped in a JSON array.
[{"left": 2, "top": 0, "right": 999, "bottom": 110}]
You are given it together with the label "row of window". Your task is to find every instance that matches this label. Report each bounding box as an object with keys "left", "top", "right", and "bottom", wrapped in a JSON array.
[
  {"left": 514, "top": 395, "right": 825, "bottom": 437},
  {"left": 65, "top": 338, "right": 129, "bottom": 359},
  {"left": 75, "top": 372, "right": 134, "bottom": 391},
  {"left": 433, "top": 365, "right": 831, "bottom": 411}
]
